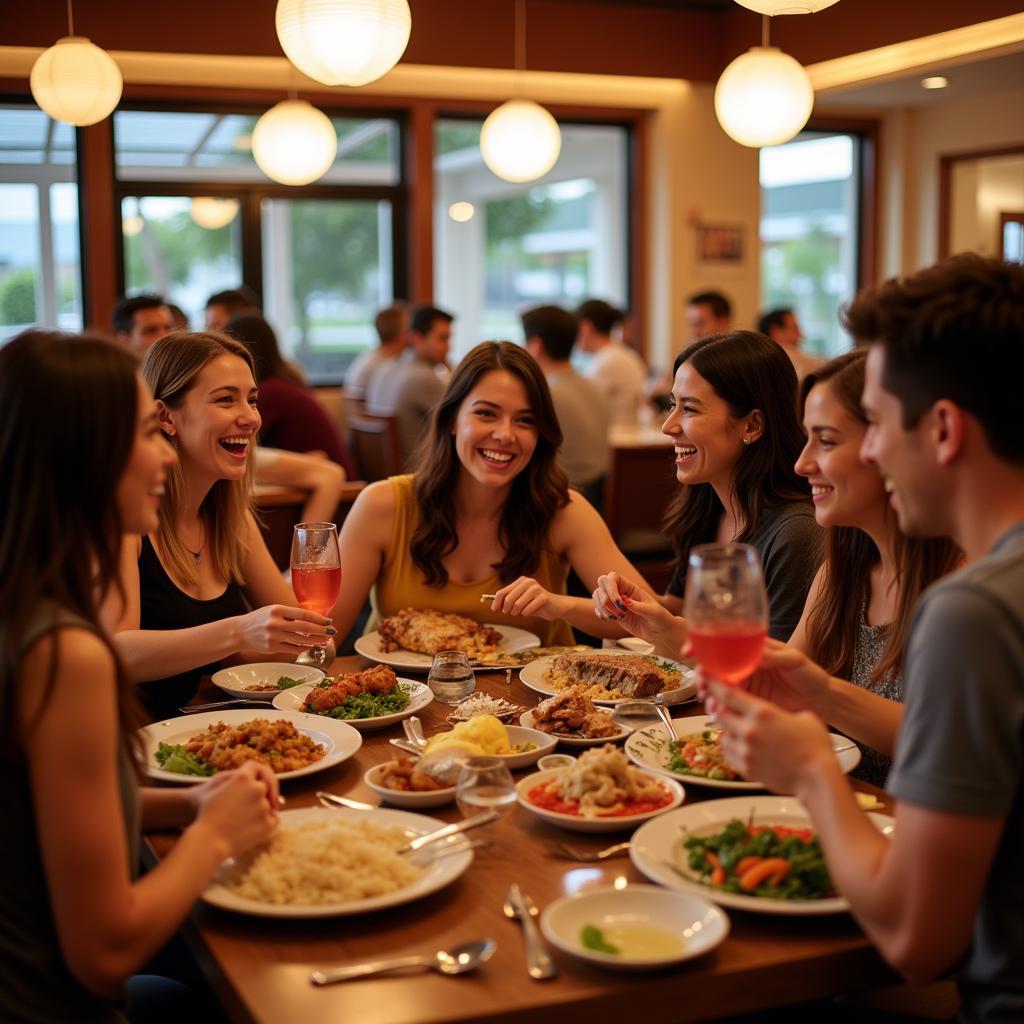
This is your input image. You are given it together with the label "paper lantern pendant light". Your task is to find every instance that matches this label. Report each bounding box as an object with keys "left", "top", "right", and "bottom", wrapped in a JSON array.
[
  {"left": 275, "top": 0, "right": 412, "bottom": 87},
  {"left": 190, "top": 197, "right": 240, "bottom": 230},
  {"left": 30, "top": 36, "right": 123, "bottom": 126},
  {"left": 733, "top": 0, "right": 839, "bottom": 14},
  {"left": 714, "top": 46, "right": 814, "bottom": 148},
  {"left": 252, "top": 100, "right": 338, "bottom": 186},
  {"left": 481, "top": 99, "right": 561, "bottom": 183}
]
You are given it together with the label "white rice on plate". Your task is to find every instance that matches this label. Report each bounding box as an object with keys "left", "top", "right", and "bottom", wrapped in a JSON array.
[{"left": 226, "top": 819, "right": 422, "bottom": 905}]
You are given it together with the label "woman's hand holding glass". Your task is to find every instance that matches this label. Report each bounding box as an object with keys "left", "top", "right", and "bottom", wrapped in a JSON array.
[
  {"left": 190, "top": 761, "right": 280, "bottom": 860},
  {"left": 233, "top": 603, "right": 335, "bottom": 654},
  {"left": 592, "top": 572, "right": 687, "bottom": 653}
]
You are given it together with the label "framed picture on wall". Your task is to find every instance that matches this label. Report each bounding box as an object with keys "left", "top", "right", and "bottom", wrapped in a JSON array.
[{"left": 696, "top": 222, "right": 744, "bottom": 263}]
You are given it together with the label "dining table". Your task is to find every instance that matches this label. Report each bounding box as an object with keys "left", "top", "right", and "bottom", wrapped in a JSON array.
[{"left": 145, "top": 654, "right": 897, "bottom": 1024}]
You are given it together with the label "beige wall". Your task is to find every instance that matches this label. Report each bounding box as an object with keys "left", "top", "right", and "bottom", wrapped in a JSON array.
[{"left": 950, "top": 154, "right": 1024, "bottom": 257}]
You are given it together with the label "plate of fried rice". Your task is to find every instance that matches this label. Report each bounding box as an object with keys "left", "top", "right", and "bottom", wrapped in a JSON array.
[{"left": 202, "top": 806, "right": 476, "bottom": 917}]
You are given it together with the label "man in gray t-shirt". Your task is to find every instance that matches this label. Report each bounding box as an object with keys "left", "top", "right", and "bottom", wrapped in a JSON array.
[{"left": 705, "top": 255, "right": 1024, "bottom": 1022}]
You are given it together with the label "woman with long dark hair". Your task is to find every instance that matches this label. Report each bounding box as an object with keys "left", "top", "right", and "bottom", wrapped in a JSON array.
[
  {"left": 330, "top": 340, "right": 654, "bottom": 643},
  {"left": 0, "top": 331, "right": 277, "bottom": 1021},
  {"left": 103, "top": 331, "right": 333, "bottom": 720},
  {"left": 593, "top": 331, "right": 823, "bottom": 646}
]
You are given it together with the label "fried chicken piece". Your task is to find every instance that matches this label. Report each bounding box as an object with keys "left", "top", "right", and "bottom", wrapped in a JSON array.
[
  {"left": 532, "top": 688, "right": 618, "bottom": 738},
  {"left": 378, "top": 608, "right": 502, "bottom": 657},
  {"left": 302, "top": 665, "right": 398, "bottom": 713}
]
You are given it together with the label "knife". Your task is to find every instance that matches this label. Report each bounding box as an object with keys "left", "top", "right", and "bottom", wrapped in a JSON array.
[{"left": 505, "top": 884, "right": 557, "bottom": 980}]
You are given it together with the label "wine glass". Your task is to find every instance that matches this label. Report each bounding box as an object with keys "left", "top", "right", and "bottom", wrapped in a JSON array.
[
  {"left": 455, "top": 756, "right": 516, "bottom": 818},
  {"left": 290, "top": 522, "right": 341, "bottom": 667},
  {"left": 684, "top": 543, "right": 768, "bottom": 716},
  {"left": 427, "top": 651, "right": 476, "bottom": 705}
]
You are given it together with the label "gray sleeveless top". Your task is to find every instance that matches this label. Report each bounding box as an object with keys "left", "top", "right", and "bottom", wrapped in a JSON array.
[
  {"left": 847, "top": 603, "right": 902, "bottom": 788},
  {"left": 0, "top": 604, "right": 140, "bottom": 1023}
]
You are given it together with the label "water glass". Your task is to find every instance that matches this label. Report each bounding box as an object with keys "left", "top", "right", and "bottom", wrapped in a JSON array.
[
  {"left": 455, "top": 757, "right": 516, "bottom": 818},
  {"left": 427, "top": 651, "right": 476, "bottom": 705}
]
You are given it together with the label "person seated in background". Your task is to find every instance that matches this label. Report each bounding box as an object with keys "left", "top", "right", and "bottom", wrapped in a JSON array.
[
  {"left": 102, "top": 331, "right": 334, "bottom": 721},
  {"left": 708, "top": 254, "right": 1024, "bottom": 1022},
  {"left": 344, "top": 303, "right": 409, "bottom": 400},
  {"left": 252, "top": 447, "right": 349, "bottom": 524},
  {"left": 203, "top": 288, "right": 253, "bottom": 332},
  {"left": 112, "top": 293, "right": 173, "bottom": 357},
  {"left": 686, "top": 289, "right": 732, "bottom": 342},
  {"left": 589, "top": 331, "right": 823, "bottom": 645},
  {"left": 759, "top": 306, "right": 823, "bottom": 380},
  {"left": 166, "top": 302, "right": 190, "bottom": 331},
  {"left": 576, "top": 298, "right": 648, "bottom": 427},
  {"left": 331, "top": 341, "right": 658, "bottom": 646},
  {"left": 522, "top": 303, "right": 609, "bottom": 508},
  {"left": 0, "top": 330, "right": 278, "bottom": 1021},
  {"left": 366, "top": 304, "right": 454, "bottom": 469},
  {"left": 225, "top": 311, "right": 356, "bottom": 479}
]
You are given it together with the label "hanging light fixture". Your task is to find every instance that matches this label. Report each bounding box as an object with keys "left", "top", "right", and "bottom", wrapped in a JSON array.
[
  {"left": 480, "top": 0, "right": 561, "bottom": 183},
  {"left": 714, "top": 15, "right": 813, "bottom": 148},
  {"left": 734, "top": 0, "right": 838, "bottom": 12},
  {"left": 190, "top": 197, "right": 240, "bottom": 231},
  {"left": 275, "top": 0, "right": 411, "bottom": 87},
  {"left": 252, "top": 99, "right": 338, "bottom": 186},
  {"left": 30, "top": 1, "right": 122, "bottom": 126}
]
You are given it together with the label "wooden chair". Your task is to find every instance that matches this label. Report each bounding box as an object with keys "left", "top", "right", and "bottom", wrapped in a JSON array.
[{"left": 347, "top": 412, "right": 401, "bottom": 482}]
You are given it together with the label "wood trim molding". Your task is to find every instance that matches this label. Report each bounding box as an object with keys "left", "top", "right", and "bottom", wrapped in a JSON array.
[{"left": 77, "top": 121, "right": 117, "bottom": 332}]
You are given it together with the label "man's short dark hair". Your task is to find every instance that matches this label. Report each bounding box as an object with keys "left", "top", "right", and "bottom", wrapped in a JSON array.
[
  {"left": 522, "top": 305, "right": 578, "bottom": 362},
  {"left": 688, "top": 290, "right": 732, "bottom": 320},
  {"left": 205, "top": 288, "right": 253, "bottom": 314},
  {"left": 112, "top": 293, "right": 164, "bottom": 335},
  {"left": 410, "top": 305, "right": 454, "bottom": 336},
  {"left": 843, "top": 253, "right": 1024, "bottom": 465},
  {"left": 375, "top": 304, "right": 406, "bottom": 344},
  {"left": 576, "top": 299, "right": 622, "bottom": 336},
  {"left": 758, "top": 307, "right": 793, "bottom": 336}
]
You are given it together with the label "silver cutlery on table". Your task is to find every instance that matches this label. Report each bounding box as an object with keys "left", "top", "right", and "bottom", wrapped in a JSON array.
[
  {"left": 503, "top": 884, "right": 557, "bottom": 980},
  {"left": 310, "top": 938, "right": 496, "bottom": 985},
  {"left": 397, "top": 808, "right": 499, "bottom": 855},
  {"left": 402, "top": 717, "right": 428, "bottom": 748},
  {"left": 315, "top": 791, "right": 378, "bottom": 811},
  {"left": 389, "top": 738, "right": 424, "bottom": 757},
  {"left": 547, "top": 840, "right": 631, "bottom": 862},
  {"left": 179, "top": 698, "right": 274, "bottom": 714}
]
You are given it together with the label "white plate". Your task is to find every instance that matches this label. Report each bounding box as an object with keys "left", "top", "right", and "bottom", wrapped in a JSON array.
[
  {"left": 272, "top": 679, "right": 433, "bottom": 731},
  {"left": 540, "top": 884, "right": 729, "bottom": 970},
  {"left": 615, "top": 637, "right": 656, "bottom": 656},
  {"left": 516, "top": 768, "right": 684, "bottom": 833},
  {"left": 629, "top": 796, "right": 894, "bottom": 916},
  {"left": 519, "top": 709, "right": 631, "bottom": 748},
  {"left": 210, "top": 662, "right": 325, "bottom": 700},
  {"left": 423, "top": 725, "right": 557, "bottom": 770},
  {"left": 355, "top": 623, "right": 541, "bottom": 671},
  {"left": 519, "top": 650, "right": 696, "bottom": 706},
  {"left": 141, "top": 709, "right": 362, "bottom": 784},
  {"left": 624, "top": 716, "right": 862, "bottom": 791},
  {"left": 364, "top": 762, "right": 456, "bottom": 808},
  {"left": 202, "top": 806, "right": 474, "bottom": 918}
]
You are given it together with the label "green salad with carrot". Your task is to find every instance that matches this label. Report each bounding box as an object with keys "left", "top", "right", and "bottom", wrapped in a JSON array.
[{"left": 682, "top": 818, "right": 835, "bottom": 900}]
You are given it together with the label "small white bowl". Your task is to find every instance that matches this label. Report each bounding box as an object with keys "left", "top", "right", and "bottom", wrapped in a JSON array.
[
  {"left": 210, "top": 662, "right": 325, "bottom": 700},
  {"left": 423, "top": 725, "right": 557, "bottom": 771},
  {"left": 516, "top": 768, "right": 684, "bottom": 833},
  {"left": 540, "top": 885, "right": 729, "bottom": 971},
  {"left": 364, "top": 762, "right": 456, "bottom": 808},
  {"left": 538, "top": 754, "right": 576, "bottom": 772}
]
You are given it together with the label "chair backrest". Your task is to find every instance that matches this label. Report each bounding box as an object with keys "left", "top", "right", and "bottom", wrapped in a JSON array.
[
  {"left": 312, "top": 386, "right": 346, "bottom": 436},
  {"left": 348, "top": 412, "right": 401, "bottom": 482}
]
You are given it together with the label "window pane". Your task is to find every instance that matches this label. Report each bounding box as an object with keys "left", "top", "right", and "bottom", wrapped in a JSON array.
[
  {"left": 114, "top": 110, "right": 400, "bottom": 186},
  {"left": 121, "top": 195, "right": 243, "bottom": 328},
  {"left": 0, "top": 105, "right": 82, "bottom": 342},
  {"left": 434, "top": 119, "right": 629, "bottom": 360},
  {"left": 262, "top": 197, "right": 393, "bottom": 383},
  {"left": 760, "top": 132, "right": 860, "bottom": 357}
]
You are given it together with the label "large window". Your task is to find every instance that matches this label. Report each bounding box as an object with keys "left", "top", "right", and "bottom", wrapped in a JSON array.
[
  {"left": 760, "top": 132, "right": 861, "bottom": 357},
  {"left": 434, "top": 118, "right": 629, "bottom": 360},
  {"left": 113, "top": 108, "right": 403, "bottom": 382},
  {"left": 0, "top": 105, "right": 82, "bottom": 343}
]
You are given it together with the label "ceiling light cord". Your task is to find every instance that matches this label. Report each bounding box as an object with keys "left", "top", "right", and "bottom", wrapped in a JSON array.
[
  {"left": 762, "top": 13, "right": 770, "bottom": 47},
  {"left": 67, "top": 0, "right": 74, "bottom": 35}
]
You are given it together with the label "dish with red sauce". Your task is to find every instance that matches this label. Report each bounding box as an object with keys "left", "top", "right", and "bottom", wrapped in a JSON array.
[{"left": 526, "top": 779, "right": 673, "bottom": 818}]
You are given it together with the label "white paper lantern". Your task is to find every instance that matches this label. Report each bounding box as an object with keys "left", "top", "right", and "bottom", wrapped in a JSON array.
[
  {"left": 480, "top": 100, "right": 561, "bottom": 183},
  {"left": 190, "top": 197, "right": 240, "bottom": 231},
  {"left": 733, "top": 0, "right": 839, "bottom": 13},
  {"left": 252, "top": 100, "right": 337, "bottom": 186},
  {"left": 30, "top": 36, "right": 123, "bottom": 127},
  {"left": 275, "top": 0, "right": 411, "bottom": 87},
  {"left": 714, "top": 47, "right": 814, "bottom": 148}
]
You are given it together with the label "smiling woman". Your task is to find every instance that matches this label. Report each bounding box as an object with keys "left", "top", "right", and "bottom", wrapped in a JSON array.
[{"left": 101, "top": 331, "right": 336, "bottom": 720}]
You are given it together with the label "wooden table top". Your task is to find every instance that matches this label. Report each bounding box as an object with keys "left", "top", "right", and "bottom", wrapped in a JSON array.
[{"left": 148, "top": 655, "right": 895, "bottom": 1024}]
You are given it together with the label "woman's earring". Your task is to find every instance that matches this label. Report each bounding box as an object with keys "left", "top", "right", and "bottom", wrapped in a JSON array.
[{"left": 742, "top": 436, "right": 752, "bottom": 445}]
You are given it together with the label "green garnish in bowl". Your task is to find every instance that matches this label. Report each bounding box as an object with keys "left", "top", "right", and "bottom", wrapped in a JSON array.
[{"left": 581, "top": 924, "right": 619, "bottom": 954}]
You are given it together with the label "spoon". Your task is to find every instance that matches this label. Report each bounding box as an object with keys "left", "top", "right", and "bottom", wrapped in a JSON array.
[
  {"left": 611, "top": 699, "right": 677, "bottom": 740},
  {"left": 310, "top": 938, "right": 496, "bottom": 985}
]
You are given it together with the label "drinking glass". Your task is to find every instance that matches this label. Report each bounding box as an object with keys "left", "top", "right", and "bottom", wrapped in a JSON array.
[
  {"left": 684, "top": 543, "right": 768, "bottom": 712},
  {"left": 290, "top": 522, "right": 341, "bottom": 666},
  {"left": 455, "top": 756, "right": 516, "bottom": 818},
  {"left": 427, "top": 651, "right": 476, "bottom": 705}
]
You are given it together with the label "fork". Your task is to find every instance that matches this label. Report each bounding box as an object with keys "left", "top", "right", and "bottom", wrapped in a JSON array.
[{"left": 547, "top": 840, "right": 630, "bottom": 862}]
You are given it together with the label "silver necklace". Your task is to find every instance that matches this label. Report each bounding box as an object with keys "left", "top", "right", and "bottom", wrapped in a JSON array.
[{"left": 185, "top": 522, "right": 207, "bottom": 563}]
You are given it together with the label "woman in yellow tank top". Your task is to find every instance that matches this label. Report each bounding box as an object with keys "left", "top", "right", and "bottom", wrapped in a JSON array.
[{"left": 333, "top": 341, "right": 653, "bottom": 645}]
